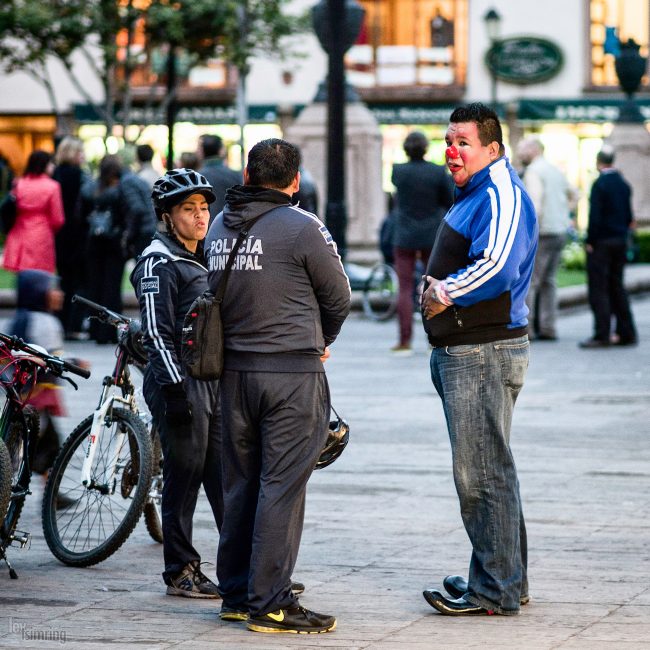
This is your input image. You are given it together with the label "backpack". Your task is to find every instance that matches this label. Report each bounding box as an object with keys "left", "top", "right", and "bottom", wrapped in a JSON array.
[{"left": 0, "top": 192, "right": 16, "bottom": 235}]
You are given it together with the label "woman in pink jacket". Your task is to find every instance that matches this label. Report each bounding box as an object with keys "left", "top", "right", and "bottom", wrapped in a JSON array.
[{"left": 3, "top": 150, "right": 65, "bottom": 274}]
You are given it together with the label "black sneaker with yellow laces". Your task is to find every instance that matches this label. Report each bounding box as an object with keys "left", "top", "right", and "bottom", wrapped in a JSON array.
[{"left": 247, "top": 605, "right": 336, "bottom": 634}]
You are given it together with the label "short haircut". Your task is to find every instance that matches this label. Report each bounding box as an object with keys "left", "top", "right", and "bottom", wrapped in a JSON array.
[
  {"left": 450, "top": 102, "right": 504, "bottom": 156},
  {"left": 98, "top": 154, "right": 123, "bottom": 190},
  {"left": 24, "top": 150, "right": 52, "bottom": 176},
  {"left": 403, "top": 131, "right": 428, "bottom": 160},
  {"left": 200, "top": 134, "right": 223, "bottom": 158},
  {"left": 179, "top": 151, "right": 199, "bottom": 170},
  {"left": 597, "top": 148, "right": 615, "bottom": 166},
  {"left": 246, "top": 138, "right": 300, "bottom": 189},
  {"left": 136, "top": 144, "right": 154, "bottom": 163},
  {"left": 55, "top": 136, "right": 84, "bottom": 166}
]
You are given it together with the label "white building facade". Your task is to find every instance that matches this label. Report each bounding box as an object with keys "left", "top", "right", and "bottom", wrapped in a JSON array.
[{"left": 0, "top": 0, "right": 648, "bottom": 230}]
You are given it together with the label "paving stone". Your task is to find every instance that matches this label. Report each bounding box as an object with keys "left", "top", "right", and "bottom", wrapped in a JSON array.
[{"left": 0, "top": 296, "right": 648, "bottom": 648}]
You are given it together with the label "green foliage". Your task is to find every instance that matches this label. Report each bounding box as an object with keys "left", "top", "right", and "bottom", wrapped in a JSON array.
[
  {"left": 146, "top": 1, "right": 229, "bottom": 57},
  {"left": 560, "top": 240, "right": 587, "bottom": 271},
  {"left": 146, "top": 0, "right": 304, "bottom": 75},
  {"left": 631, "top": 230, "right": 650, "bottom": 263},
  {"left": 0, "top": 1, "right": 90, "bottom": 70},
  {"left": 0, "top": 0, "right": 305, "bottom": 137}
]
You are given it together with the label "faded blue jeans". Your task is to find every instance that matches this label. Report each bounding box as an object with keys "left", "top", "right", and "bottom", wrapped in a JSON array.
[{"left": 430, "top": 335, "right": 529, "bottom": 615}]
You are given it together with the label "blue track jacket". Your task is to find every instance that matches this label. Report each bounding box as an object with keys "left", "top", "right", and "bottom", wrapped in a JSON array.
[{"left": 423, "top": 157, "right": 538, "bottom": 347}]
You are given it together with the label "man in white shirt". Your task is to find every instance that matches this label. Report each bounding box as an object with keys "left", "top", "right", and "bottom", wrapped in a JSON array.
[{"left": 517, "top": 138, "right": 576, "bottom": 341}]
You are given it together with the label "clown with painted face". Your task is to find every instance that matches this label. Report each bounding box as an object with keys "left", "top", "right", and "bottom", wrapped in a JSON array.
[{"left": 420, "top": 103, "right": 538, "bottom": 618}]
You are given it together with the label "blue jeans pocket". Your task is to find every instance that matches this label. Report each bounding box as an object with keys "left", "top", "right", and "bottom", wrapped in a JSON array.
[
  {"left": 444, "top": 344, "right": 480, "bottom": 357},
  {"left": 494, "top": 339, "right": 529, "bottom": 391}
]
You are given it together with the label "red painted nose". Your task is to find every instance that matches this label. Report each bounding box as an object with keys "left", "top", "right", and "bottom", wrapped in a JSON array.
[{"left": 446, "top": 145, "right": 459, "bottom": 159}]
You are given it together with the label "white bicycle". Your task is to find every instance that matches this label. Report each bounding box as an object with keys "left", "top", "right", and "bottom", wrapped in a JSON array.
[{"left": 42, "top": 296, "right": 162, "bottom": 567}]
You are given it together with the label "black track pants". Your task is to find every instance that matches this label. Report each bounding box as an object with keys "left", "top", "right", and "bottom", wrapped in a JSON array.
[
  {"left": 144, "top": 369, "right": 222, "bottom": 583},
  {"left": 217, "top": 370, "right": 329, "bottom": 617}
]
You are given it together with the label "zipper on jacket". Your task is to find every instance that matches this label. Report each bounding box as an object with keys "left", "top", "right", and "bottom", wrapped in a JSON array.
[{"left": 453, "top": 306, "right": 463, "bottom": 328}]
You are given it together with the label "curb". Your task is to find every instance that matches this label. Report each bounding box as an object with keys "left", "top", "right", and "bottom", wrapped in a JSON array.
[{"left": 0, "top": 265, "right": 648, "bottom": 311}]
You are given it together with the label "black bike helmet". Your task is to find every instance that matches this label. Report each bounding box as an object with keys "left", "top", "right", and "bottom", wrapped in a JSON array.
[
  {"left": 120, "top": 320, "right": 148, "bottom": 367},
  {"left": 314, "top": 408, "right": 349, "bottom": 470},
  {"left": 151, "top": 168, "right": 216, "bottom": 218}
]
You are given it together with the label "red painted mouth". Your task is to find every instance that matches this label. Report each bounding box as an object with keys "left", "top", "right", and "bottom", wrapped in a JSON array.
[{"left": 448, "top": 163, "right": 463, "bottom": 173}]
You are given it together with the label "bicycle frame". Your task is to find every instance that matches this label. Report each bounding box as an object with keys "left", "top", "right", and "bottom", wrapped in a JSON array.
[{"left": 79, "top": 337, "right": 141, "bottom": 490}]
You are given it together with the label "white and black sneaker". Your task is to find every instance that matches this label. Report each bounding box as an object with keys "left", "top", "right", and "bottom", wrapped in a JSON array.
[{"left": 166, "top": 562, "right": 220, "bottom": 599}]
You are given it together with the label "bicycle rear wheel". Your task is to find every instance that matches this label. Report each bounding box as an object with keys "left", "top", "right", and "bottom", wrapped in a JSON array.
[
  {"left": 0, "top": 439, "right": 11, "bottom": 525},
  {"left": 143, "top": 428, "right": 163, "bottom": 543},
  {"left": 362, "top": 263, "right": 399, "bottom": 321},
  {"left": 42, "top": 408, "right": 152, "bottom": 567}
]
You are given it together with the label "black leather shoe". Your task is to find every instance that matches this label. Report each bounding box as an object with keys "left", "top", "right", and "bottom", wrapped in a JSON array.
[
  {"left": 613, "top": 338, "right": 638, "bottom": 347},
  {"left": 579, "top": 338, "right": 610, "bottom": 349},
  {"left": 423, "top": 589, "right": 495, "bottom": 616},
  {"left": 443, "top": 575, "right": 530, "bottom": 605}
]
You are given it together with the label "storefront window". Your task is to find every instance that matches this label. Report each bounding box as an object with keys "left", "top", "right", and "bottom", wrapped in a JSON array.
[
  {"left": 346, "top": 0, "right": 468, "bottom": 89},
  {"left": 590, "top": 0, "right": 649, "bottom": 87}
]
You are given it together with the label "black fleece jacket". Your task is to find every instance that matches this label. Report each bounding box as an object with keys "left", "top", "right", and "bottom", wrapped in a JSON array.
[{"left": 204, "top": 185, "right": 351, "bottom": 372}]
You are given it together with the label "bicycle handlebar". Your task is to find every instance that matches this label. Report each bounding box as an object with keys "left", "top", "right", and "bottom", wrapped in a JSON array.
[
  {"left": 0, "top": 333, "right": 91, "bottom": 380},
  {"left": 72, "top": 295, "right": 131, "bottom": 327}
]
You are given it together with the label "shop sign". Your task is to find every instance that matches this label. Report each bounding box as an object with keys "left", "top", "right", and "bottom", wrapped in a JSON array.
[
  {"left": 486, "top": 37, "right": 563, "bottom": 85},
  {"left": 74, "top": 103, "right": 278, "bottom": 125},
  {"left": 366, "top": 104, "right": 506, "bottom": 125},
  {"left": 518, "top": 99, "right": 650, "bottom": 122}
]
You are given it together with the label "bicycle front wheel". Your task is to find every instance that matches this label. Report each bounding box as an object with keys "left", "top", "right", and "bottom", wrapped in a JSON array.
[
  {"left": 42, "top": 408, "right": 152, "bottom": 567},
  {"left": 362, "top": 263, "right": 399, "bottom": 321},
  {"left": 143, "top": 428, "right": 163, "bottom": 543}
]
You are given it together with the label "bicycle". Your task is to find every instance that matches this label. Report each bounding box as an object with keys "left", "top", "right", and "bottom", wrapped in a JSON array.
[
  {"left": 42, "top": 295, "right": 163, "bottom": 568},
  {"left": 0, "top": 332, "right": 90, "bottom": 579},
  {"left": 345, "top": 261, "right": 399, "bottom": 321}
]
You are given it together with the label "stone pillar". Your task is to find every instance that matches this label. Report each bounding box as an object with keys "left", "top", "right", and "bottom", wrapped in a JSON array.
[
  {"left": 285, "top": 101, "right": 385, "bottom": 255},
  {"left": 605, "top": 124, "right": 650, "bottom": 227}
]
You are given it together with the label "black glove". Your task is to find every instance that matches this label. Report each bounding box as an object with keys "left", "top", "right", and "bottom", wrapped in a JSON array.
[{"left": 162, "top": 383, "right": 193, "bottom": 434}]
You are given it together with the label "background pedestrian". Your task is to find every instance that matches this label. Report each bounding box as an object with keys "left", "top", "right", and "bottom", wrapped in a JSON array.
[
  {"left": 135, "top": 144, "right": 161, "bottom": 187},
  {"left": 52, "top": 136, "right": 89, "bottom": 339},
  {"left": 390, "top": 131, "right": 454, "bottom": 355},
  {"left": 579, "top": 147, "right": 637, "bottom": 348},
  {"left": 3, "top": 150, "right": 64, "bottom": 275},
  {"left": 197, "top": 134, "right": 241, "bottom": 222},
  {"left": 80, "top": 154, "right": 126, "bottom": 344},
  {"left": 517, "top": 137, "right": 576, "bottom": 341}
]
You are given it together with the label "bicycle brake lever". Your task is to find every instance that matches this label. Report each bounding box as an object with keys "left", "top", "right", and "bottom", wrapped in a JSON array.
[{"left": 61, "top": 376, "right": 79, "bottom": 391}]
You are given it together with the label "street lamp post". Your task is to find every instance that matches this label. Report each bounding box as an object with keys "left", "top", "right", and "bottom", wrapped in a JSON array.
[
  {"left": 483, "top": 8, "right": 502, "bottom": 110},
  {"left": 165, "top": 46, "right": 178, "bottom": 171},
  {"left": 311, "top": 0, "right": 365, "bottom": 260},
  {"left": 326, "top": 0, "right": 347, "bottom": 259}
]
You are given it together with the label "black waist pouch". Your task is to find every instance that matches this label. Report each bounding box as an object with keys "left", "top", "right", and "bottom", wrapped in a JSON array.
[{"left": 181, "top": 291, "right": 223, "bottom": 380}]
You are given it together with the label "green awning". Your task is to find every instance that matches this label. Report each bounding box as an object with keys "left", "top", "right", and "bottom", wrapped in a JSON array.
[
  {"left": 73, "top": 103, "right": 279, "bottom": 125},
  {"left": 518, "top": 98, "right": 650, "bottom": 122}
]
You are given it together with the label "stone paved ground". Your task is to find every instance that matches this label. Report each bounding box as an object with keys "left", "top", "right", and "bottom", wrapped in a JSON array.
[{"left": 0, "top": 294, "right": 648, "bottom": 649}]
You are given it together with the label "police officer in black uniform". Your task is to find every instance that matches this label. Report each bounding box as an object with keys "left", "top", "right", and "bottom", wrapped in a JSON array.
[
  {"left": 131, "top": 169, "right": 222, "bottom": 598},
  {"left": 205, "top": 139, "right": 351, "bottom": 633}
]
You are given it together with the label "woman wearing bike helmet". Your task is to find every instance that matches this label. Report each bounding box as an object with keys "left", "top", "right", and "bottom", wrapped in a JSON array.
[{"left": 130, "top": 168, "right": 223, "bottom": 598}]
